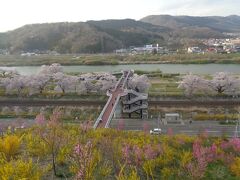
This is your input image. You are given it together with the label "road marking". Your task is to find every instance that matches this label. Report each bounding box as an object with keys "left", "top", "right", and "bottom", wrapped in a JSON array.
[
  {"left": 180, "top": 130, "right": 195, "bottom": 133},
  {"left": 206, "top": 130, "right": 220, "bottom": 133}
]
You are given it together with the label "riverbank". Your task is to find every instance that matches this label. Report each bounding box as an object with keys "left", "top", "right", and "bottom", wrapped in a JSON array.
[
  {"left": 1, "top": 53, "right": 240, "bottom": 66},
  {"left": 1, "top": 64, "right": 240, "bottom": 75}
]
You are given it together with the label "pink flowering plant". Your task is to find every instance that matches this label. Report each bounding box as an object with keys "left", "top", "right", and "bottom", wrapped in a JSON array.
[{"left": 69, "top": 141, "right": 100, "bottom": 180}]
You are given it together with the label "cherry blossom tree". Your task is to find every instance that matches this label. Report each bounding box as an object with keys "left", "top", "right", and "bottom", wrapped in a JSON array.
[
  {"left": 128, "top": 74, "right": 151, "bottom": 92},
  {"left": 36, "top": 110, "right": 65, "bottom": 176},
  {"left": 27, "top": 74, "right": 50, "bottom": 95},
  {"left": 178, "top": 73, "right": 209, "bottom": 96},
  {"left": 38, "top": 63, "right": 63, "bottom": 75},
  {"left": 53, "top": 72, "right": 79, "bottom": 94},
  {"left": 76, "top": 81, "right": 87, "bottom": 94},
  {"left": 209, "top": 72, "right": 240, "bottom": 95},
  {"left": 2, "top": 75, "right": 29, "bottom": 95},
  {"left": 99, "top": 80, "right": 116, "bottom": 92},
  {"left": 84, "top": 80, "right": 98, "bottom": 93}
]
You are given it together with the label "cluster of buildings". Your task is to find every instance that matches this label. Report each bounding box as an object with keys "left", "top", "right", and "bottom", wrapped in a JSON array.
[
  {"left": 20, "top": 50, "right": 59, "bottom": 56},
  {"left": 188, "top": 38, "right": 240, "bottom": 54},
  {"left": 115, "top": 44, "right": 171, "bottom": 55},
  {"left": 0, "top": 49, "right": 59, "bottom": 56},
  {"left": 116, "top": 37, "right": 240, "bottom": 55},
  {"left": 0, "top": 49, "right": 9, "bottom": 55}
]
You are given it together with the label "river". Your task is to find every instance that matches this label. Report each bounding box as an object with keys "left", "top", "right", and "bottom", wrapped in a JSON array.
[{"left": 0, "top": 64, "right": 240, "bottom": 75}]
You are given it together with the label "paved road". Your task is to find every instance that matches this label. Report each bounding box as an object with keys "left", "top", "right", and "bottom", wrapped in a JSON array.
[{"left": 110, "top": 119, "right": 240, "bottom": 137}]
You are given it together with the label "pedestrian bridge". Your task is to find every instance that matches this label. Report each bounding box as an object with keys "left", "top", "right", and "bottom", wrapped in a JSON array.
[{"left": 93, "top": 70, "right": 133, "bottom": 129}]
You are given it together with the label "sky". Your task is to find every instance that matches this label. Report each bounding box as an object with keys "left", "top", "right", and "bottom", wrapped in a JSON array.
[{"left": 0, "top": 0, "right": 239, "bottom": 32}]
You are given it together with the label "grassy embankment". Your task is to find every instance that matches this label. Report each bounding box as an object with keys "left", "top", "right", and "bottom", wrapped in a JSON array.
[{"left": 1, "top": 53, "right": 240, "bottom": 66}]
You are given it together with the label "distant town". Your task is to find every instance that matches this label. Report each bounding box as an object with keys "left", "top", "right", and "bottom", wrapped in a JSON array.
[
  {"left": 1, "top": 37, "right": 240, "bottom": 57},
  {"left": 116, "top": 37, "right": 240, "bottom": 55}
]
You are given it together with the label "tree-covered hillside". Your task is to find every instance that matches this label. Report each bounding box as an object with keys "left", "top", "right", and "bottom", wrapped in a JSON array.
[
  {"left": 0, "top": 20, "right": 169, "bottom": 54},
  {"left": 1, "top": 15, "right": 240, "bottom": 53}
]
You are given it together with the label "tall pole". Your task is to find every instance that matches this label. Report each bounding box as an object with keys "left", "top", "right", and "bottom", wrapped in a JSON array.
[
  {"left": 158, "top": 113, "right": 161, "bottom": 129},
  {"left": 234, "top": 113, "right": 240, "bottom": 138}
]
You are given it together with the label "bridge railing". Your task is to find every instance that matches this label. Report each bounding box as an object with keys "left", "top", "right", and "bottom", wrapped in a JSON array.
[
  {"left": 114, "top": 76, "right": 123, "bottom": 91},
  {"left": 122, "top": 70, "right": 131, "bottom": 89},
  {"left": 93, "top": 73, "right": 124, "bottom": 129},
  {"left": 93, "top": 93, "right": 113, "bottom": 129},
  {"left": 94, "top": 70, "right": 134, "bottom": 129},
  {"left": 105, "top": 94, "right": 121, "bottom": 128}
]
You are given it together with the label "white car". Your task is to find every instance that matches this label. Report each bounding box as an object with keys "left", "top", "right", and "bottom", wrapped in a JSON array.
[{"left": 150, "top": 128, "right": 162, "bottom": 135}]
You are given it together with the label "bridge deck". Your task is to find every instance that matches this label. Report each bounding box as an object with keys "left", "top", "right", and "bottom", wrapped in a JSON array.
[{"left": 95, "top": 70, "right": 131, "bottom": 128}]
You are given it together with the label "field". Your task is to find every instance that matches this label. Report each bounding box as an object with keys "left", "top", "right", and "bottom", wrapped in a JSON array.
[{"left": 149, "top": 75, "right": 183, "bottom": 97}]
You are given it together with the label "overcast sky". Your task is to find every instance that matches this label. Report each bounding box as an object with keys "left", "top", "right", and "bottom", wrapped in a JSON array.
[{"left": 0, "top": 0, "right": 239, "bottom": 32}]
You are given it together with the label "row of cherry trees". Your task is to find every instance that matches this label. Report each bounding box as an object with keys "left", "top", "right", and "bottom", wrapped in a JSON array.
[
  {"left": 178, "top": 72, "right": 240, "bottom": 96},
  {"left": 0, "top": 64, "right": 117, "bottom": 96},
  {"left": 0, "top": 64, "right": 151, "bottom": 96}
]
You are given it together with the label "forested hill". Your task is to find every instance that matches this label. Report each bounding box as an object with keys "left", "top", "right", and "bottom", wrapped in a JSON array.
[
  {"left": 141, "top": 15, "right": 240, "bottom": 33},
  {"left": 1, "top": 15, "right": 239, "bottom": 53},
  {"left": 0, "top": 19, "right": 169, "bottom": 54}
]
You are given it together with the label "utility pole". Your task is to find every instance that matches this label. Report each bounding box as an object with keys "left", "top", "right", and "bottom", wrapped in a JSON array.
[
  {"left": 158, "top": 113, "right": 161, "bottom": 129},
  {"left": 234, "top": 113, "right": 240, "bottom": 138}
]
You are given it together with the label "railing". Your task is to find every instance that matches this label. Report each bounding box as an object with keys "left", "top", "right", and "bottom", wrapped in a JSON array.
[
  {"left": 122, "top": 70, "right": 132, "bottom": 89},
  {"left": 126, "top": 89, "right": 148, "bottom": 97},
  {"left": 122, "top": 95, "right": 148, "bottom": 104},
  {"left": 105, "top": 71, "right": 132, "bottom": 128},
  {"left": 122, "top": 89, "right": 148, "bottom": 102},
  {"left": 94, "top": 70, "right": 135, "bottom": 129},
  {"left": 94, "top": 71, "right": 128, "bottom": 129},
  {"left": 93, "top": 93, "right": 113, "bottom": 129},
  {"left": 123, "top": 104, "right": 148, "bottom": 113},
  {"left": 114, "top": 76, "right": 124, "bottom": 91},
  {"left": 105, "top": 95, "right": 121, "bottom": 128}
]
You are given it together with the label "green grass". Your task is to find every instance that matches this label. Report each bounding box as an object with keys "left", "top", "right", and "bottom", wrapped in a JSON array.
[{"left": 149, "top": 76, "right": 183, "bottom": 96}]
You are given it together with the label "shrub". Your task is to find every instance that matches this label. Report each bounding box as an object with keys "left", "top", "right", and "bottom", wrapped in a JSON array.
[
  {"left": 230, "top": 157, "right": 240, "bottom": 177},
  {"left": 0, "top": 158, "right": 42, "bottom": 179},
  {"left": 193, "top": 114, "right": 238, "bottom": 121},
  {"left": 0, "top": 135, "right": 22, "bottom": 160}
]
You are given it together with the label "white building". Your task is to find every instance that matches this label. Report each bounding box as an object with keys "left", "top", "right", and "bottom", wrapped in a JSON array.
[{"left": 187, "top": 47, "right": 202, "bottom": 54}]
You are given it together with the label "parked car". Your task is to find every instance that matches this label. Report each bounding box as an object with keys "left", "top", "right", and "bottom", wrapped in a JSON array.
[{"left": 150, "top": 128, "right": 162, "bottom": 135}]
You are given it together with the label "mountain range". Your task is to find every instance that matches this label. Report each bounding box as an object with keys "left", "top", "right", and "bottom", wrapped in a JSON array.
[{"left": 0, "top": 15, "right": 240, "bottom": 53}]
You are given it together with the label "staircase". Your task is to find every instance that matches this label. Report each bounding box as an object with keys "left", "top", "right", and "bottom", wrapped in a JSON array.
[{"left": 123, "top": 104, "right": 148, "bottom": 113}]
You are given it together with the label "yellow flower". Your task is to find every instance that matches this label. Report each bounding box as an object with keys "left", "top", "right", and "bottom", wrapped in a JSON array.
[{"left": 230, "top": 157, "right": 240, "bottom": 177}]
